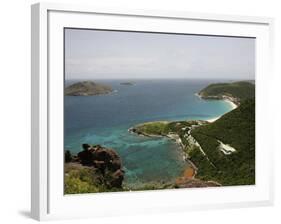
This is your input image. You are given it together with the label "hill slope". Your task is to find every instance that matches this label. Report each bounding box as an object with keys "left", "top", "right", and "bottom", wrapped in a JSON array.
[{"left": 190, "top": 99, "right": 255, "bottom": 185}]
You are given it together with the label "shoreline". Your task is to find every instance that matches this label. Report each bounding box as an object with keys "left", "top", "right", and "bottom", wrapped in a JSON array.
[
  {"left": 128, "top": 127, "right": 198, "bottom": 182},
  {"left": 206, "top": 116, "right": 221, "bottom": 123},
  {"left": 195, "top": 92, "right": 238, "bottom": 123},
  {"left": 223, "top": 98, "right": 238, "bottom": 110},
  {"left": 195, "top": 92, "right": 239, "bottom": 108},
  {"left": 129, "top": 126, "right": 196, "bottom": 165},
  {"left": 206, "top": 99, "right": 237, "bottom": 123}
]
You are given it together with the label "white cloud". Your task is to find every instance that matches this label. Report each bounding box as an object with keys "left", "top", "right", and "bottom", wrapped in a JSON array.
[
  {"left": 64, "top": 29, "right": 255, "bottom": 80},
  {"left": 66, "top": 55, "right": 191, "bottom": 78}
]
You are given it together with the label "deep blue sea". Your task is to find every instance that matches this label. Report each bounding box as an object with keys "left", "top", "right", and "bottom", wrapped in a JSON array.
[{"left": 64, "top": 79, "right": 233, "bottom": 187}]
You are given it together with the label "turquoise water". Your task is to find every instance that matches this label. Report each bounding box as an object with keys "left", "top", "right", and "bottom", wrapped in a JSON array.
[{"left": 64, "top": 79, "right": 233, "bottom": 186}]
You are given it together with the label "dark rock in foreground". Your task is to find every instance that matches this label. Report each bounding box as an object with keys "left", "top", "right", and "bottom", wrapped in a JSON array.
[
  {"left": 65, "top": 81, "right": 113, "bottom": 96},
  {"left": 77, "top": 144, "right": 124, "bottom": 188},
  {"left": 65, "top": 144, "right": 124, "bottom": 193}
]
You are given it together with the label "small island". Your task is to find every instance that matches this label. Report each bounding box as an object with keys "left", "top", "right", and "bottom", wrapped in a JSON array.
[
  {"left": 65, "top": 81, "right": 113, "bottom": 96},
  {"left": 120, "top": 82, "right": 135, "bottom": 86}
]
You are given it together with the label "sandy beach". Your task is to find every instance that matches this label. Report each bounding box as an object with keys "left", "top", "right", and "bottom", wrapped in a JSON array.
[
  {"left": 206, "top": 99, "right": 238, "bottom": 123},
  {"left": 223, "top": 98, "right": 238, "bottom": 110},
  {"left": 195, "top": 92, "right": 238, "bottom": 120},
  {"left": 206, "top": 116, "right": 221, "bottom": 123}
]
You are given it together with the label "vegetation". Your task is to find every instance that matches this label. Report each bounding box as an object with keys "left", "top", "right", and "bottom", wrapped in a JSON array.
[
  {"left": 135, "top": 121, "right": 170, "bottom": 135},
  {"left": 64, "top": 163, "right": 124, "bottom": 194},
  {"left": 191, "top": 99, "right": 255, "bottom": 185},
  {"left": 64, "top": 164, "right": 102, "bottom": 194},
  {"left": 65, "top": 163, "right": 173, "bottom": 193},
  {"left": 199, "top": 81, "right": 255, "bottom": 101},
  {"left": 134, "top": 120, "right": 205, "bottom": 137}
]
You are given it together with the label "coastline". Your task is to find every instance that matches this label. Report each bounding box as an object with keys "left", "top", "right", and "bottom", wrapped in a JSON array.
[
  {"left": 65, "top": 80, "right": 254, "bottom": 191},
  {"left": 206, "top": 99, "right": 238, "bottom": 123},
  {"left": 195, "top": 92, "right": 238, "bottom": 123},
  {"left": 206, "top": 116, "right": 221, "bottom": 123},
  {"left": 223, "top": 98, "right": 238, "bottom": 110},
  {"left": 128, "top": 126, "right": 199, "bottom": 185},
  {"left": 129, "top": 93, "right": 241, "bottom": 182},
  {"left": 130, "top": 93, "right": 240, "bottom": 157},
  {"left": 195, "top": 92, "right": 239, "bottom": 108},
  {"left": 127, "top": 85, "right": 254, "bottom": 188}
]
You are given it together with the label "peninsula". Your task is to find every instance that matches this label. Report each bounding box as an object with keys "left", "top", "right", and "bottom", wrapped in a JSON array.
[
  {"left": 65, "top": 81, "right": 113, "bottom": 96},
  {"left": 198, "top": 81, "right": 255, "bottom": 105}
]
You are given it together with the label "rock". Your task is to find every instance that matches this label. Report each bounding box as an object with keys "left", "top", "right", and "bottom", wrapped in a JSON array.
[
  {"left": 93, "top": 148, "right": 122, "bottom": 171},
  {"left": 77, "top": 144, "right": 124, "bottom": 188},
  {"left": 77, "top": 148, "right": 94, "bottom": 166},
  {"left": 108, "top": 169, "right": 125, "bottom": 188},
  {"left": 78, "top": 144, "right": 122, "bottom": 170}
]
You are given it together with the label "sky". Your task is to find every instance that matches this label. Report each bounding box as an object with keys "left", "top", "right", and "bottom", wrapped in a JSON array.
[{"left": 65, "top": 28, "right": 255, "bottom": 80}]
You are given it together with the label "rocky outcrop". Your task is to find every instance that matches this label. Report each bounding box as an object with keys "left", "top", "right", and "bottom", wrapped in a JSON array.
[
  {"left": 107, "top": 169, "right": 124, "bottom": 189},
  {"left": 76, "top": 144, "right": 124, "bottom": 188}
]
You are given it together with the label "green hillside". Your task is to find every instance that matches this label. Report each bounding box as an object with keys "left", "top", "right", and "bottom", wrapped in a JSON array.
[
  {"left": 198, "top": 81, "right": 255, "bottom": 102},
  {"left": 190, "top": 99, "right": 255, "bottom": 185}
]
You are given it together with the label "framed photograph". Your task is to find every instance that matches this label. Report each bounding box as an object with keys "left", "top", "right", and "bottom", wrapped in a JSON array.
[{"left": 31, "top": 2, "right": 274, "bottom": 221}]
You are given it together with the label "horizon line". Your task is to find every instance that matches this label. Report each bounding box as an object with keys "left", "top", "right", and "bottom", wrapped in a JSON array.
[{"left": 65, "top": 77, "right": 255, "bottom": 81}]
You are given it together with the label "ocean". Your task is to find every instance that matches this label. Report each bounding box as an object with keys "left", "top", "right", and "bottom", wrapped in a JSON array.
[{"left": 64, "top": 79, "right": 233, "bottom": 187}]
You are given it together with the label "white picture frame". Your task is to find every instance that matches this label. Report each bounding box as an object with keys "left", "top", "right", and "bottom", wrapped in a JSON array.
[{"left": 31, "top": 2, "right": 274, "bottom": 221}]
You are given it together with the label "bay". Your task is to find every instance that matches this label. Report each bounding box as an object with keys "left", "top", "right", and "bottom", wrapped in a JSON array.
[{"left": 64, "top": 79, "right": 233, "bottom": 186}]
